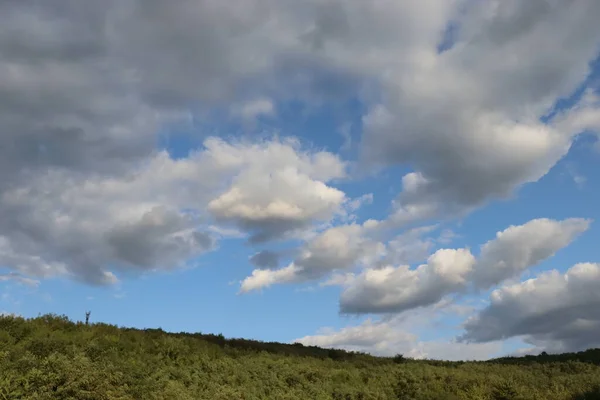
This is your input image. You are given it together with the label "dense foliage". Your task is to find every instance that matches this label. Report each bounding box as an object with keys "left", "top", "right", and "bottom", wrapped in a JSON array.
[{"left": 0, "top": 314, "right": 599, "bottom": 399}]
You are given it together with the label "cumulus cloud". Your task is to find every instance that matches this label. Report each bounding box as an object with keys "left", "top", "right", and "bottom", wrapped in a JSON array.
[
  {"left": 239, "top": 264, "right": 299, "bottom": 293},
  {"left": 105, "top": 206, "right": 216, "bottom": 270},
  {"left": 240, "top": 220, "right": 448, "bottom": 293},
  {"left": 471, "top": 218, "right": 591, "bottom": 289},
  {"left": 335, "top": 218, "right": 589, "bottom": 315},
  {"left": 207, "top": 143, "right": 346, "bottom": 243},
  {"left": 0, "top": 137, "right": 344, "bottom": 284},
  {"left": 383, "top": 225, "right": 437, "bottom": 266},
  {"left": 461, "top": 263, "right": 600, "bottom": 353},
  {"left": 0, "top": 0, "right": 353, "bottom": 285},
  {"left": 0, "top": 0, "right": 598, "bottom": 292},
  {"left": 242, "top": 215, "right": 590, "bottom": 306},
  {"left": 240, "top": 222, "right": 385, "bottom": 291},
  {"left": 340, "top": 248, "right": 475, "bottom": 314},
  {"left": 296, "top": 303, "right": 503, "bottom": 360},
  {"left": 296, "top": 319, "right": 418, "bottom": 356},
  {"left": 363, "top": 0, "right": 600, "bottom": 223}
]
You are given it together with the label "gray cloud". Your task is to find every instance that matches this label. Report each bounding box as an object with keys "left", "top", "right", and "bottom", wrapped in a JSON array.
[
  {"left": 461, "top": 263, "right": 600, "bottom": 353},
  {"left": 362, "top": 0, "right": 600, "bottom": 224},
  {"left": 0, "top": 137, "right": 343, "bottom": 284},
  {"left": 249, "top": 250, "right": 280, "bottom": 269},
  {"left": 105, "top": 206, "right": 215, "bottom": 270},
  {"left": 0, "top": 0, "right": 598, "bottom": 289}
]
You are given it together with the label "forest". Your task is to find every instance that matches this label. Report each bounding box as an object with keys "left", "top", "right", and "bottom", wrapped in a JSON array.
[{"left": 0, "top": 314, "right": 599, "bottom": 400}]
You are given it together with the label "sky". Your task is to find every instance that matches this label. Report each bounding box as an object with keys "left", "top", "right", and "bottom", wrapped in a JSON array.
[{"left": 1, "top": 0, "right": 600, "bottom": 361}]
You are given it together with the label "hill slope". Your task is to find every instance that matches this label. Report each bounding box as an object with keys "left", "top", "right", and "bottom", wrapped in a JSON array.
[{"left": 0, "top": 314, "right": 599, "bottom": 399}]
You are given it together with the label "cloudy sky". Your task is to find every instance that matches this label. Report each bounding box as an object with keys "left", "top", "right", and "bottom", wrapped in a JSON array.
[{"left": 1, "top": 0, "right": 600, "bottom": 360}]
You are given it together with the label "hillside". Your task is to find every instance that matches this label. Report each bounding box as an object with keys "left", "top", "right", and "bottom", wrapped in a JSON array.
[{"left": 0, "top": 314, "right": 599, "bottom": 400}]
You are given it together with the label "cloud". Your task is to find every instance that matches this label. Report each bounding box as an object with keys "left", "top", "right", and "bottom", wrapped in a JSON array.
[
  {"left": 207, "top": 147, "right": 346, "bottom": 243},
  {"left": 461, "top": 263, "right": 600, "bottom": 353},
  {"left": 0, "top": 272, "right": 40, "bottom": 288},
  {"left": 249, "top": 250, "right": 281, "bottom": 269},
  {"left": 362, "top": 0, "right": 600, "bottom": 224},
  {"left": 0, "top": 137, "right": 344, "bottom": 285},
  {"left": 0, "top": 0, "right": 355, "bottom": 286},
  {"left": 239, "top": 264, "right": 298, "bottom": 293},
  {"left": 105, "top": 206, "right": 216, "bottom": 269},
  {"left": 554, "top": 90, "right": 600, "bottom": 140},
  {"left": 290, "top": 224, "right": 385, "bottom": 277},
  {"left": 232, "top": 98, "right": 275, "bottom": 121},
  {"left": 240, "top": 222, "right": 385, "bottom": 291},
  {"left": 436, "top": 229, "right": 459, "bottom": 245},
  {"left": 0, "top": 0, "right": 598, "bottom": 293},
  {"left": 471, "top": 218, "right": 591, "bottom": 289},
  {"left": 296, "top": 302, "right": 503, "bottom": 360},
  {"left": 296, "top": 319, "right": 418, "bottom": 356},
  {"left": 241, "top": 215, "right": 590, "bottom": 306},
  {"left": 336, "top": 218, "right": 589, "bottom": 315},
  {"left": 383, "top": 225, "right": 437, "bottom": 266},
  {"left": 340, "top": 248, "right": 475, "bottom": 314},
  {"left": 240, "top": 221, "right": 445, "bottom": 293},
  {"left": 342, "top": 193, "right": 374, "bottom": 223}
]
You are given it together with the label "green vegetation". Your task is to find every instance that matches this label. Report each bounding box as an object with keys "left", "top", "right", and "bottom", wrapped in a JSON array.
[{"left": 1, "top": 314, "right": 599, "bottom": 399}]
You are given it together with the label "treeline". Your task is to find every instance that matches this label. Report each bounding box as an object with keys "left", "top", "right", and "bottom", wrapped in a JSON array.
[
  {"left": 0, "top": 314, "right": 599, "bottom": 399},
  {"left": 488, "top": 349, "right": 600, "bottom": 366},
  {"left": 159, "top": 330, "right": 376, "bottom": 363}
]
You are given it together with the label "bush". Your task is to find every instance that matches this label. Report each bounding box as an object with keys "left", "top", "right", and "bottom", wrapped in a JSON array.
[{"left": 0, "top": 314, "right": 598, "bottom": 399}]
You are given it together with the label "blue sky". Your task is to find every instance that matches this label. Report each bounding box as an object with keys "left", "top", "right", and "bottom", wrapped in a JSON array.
[{"left": 1, "top": 0, "right": 600, "bottom": 360}]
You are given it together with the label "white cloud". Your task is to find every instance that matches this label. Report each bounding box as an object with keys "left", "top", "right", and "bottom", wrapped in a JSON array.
[
  {"left": 336, "top": 218, "right": 590, "bottom": 315},
  {"left": 240, "top": 264, "right": 298, "bottom": 293},
  {"left": 340, "top": 248, "right": 475, "bottom": 314},
  {"left": 240, "top": 222, "right": 385, "bottom": 291},
  {"left": 232, "top": 98, "right": 275, "bottom": 121},
  {"left": 296, "top": 302, "right": 503, "bottom": 360},
  {"left": 0, "top": 272, "right": 40, "bottom": 287},
  {"left": 344, "top": 193, "right": 374, "bottom": 219},
  {"left": 461, "top": 263, "right": 600, "bottom": 353},
  {"left": 554, "top": 90, "right": 600, "bottom": 139},
  {"left": 0, "top": 137, "right": 346, "bottom": 284},
  {"left": 471, "top": 218, "right": 591, "bottom": 289},
  {"left": 383, "top": 225, "right": 437, "bottom": 266},
  {"left": 240, "top": 221, "right": 445, "bottom": 293},
  {"left": 410, "top": 340, "right": 503, "bottom": 361},
  {"left": 241, "top": 215, "right": 591, "bottom": 310},
  {"left": 0, "top": 0, "right": 598, "bottom": 303},
  {"left": 206, "top": 138, "right": 348, "bottom": 243},
  {"left": 320, "top": 272, "right": 356, "bottom": 288},
  {"left": 208, "top": 169, "right": 345, "bottom": 244},
  {"left": 362, "top": 0, "right": 600, "bottom": 223},
  {"left": 296, "top": 318, "right": 418, "bottom": 356}
]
